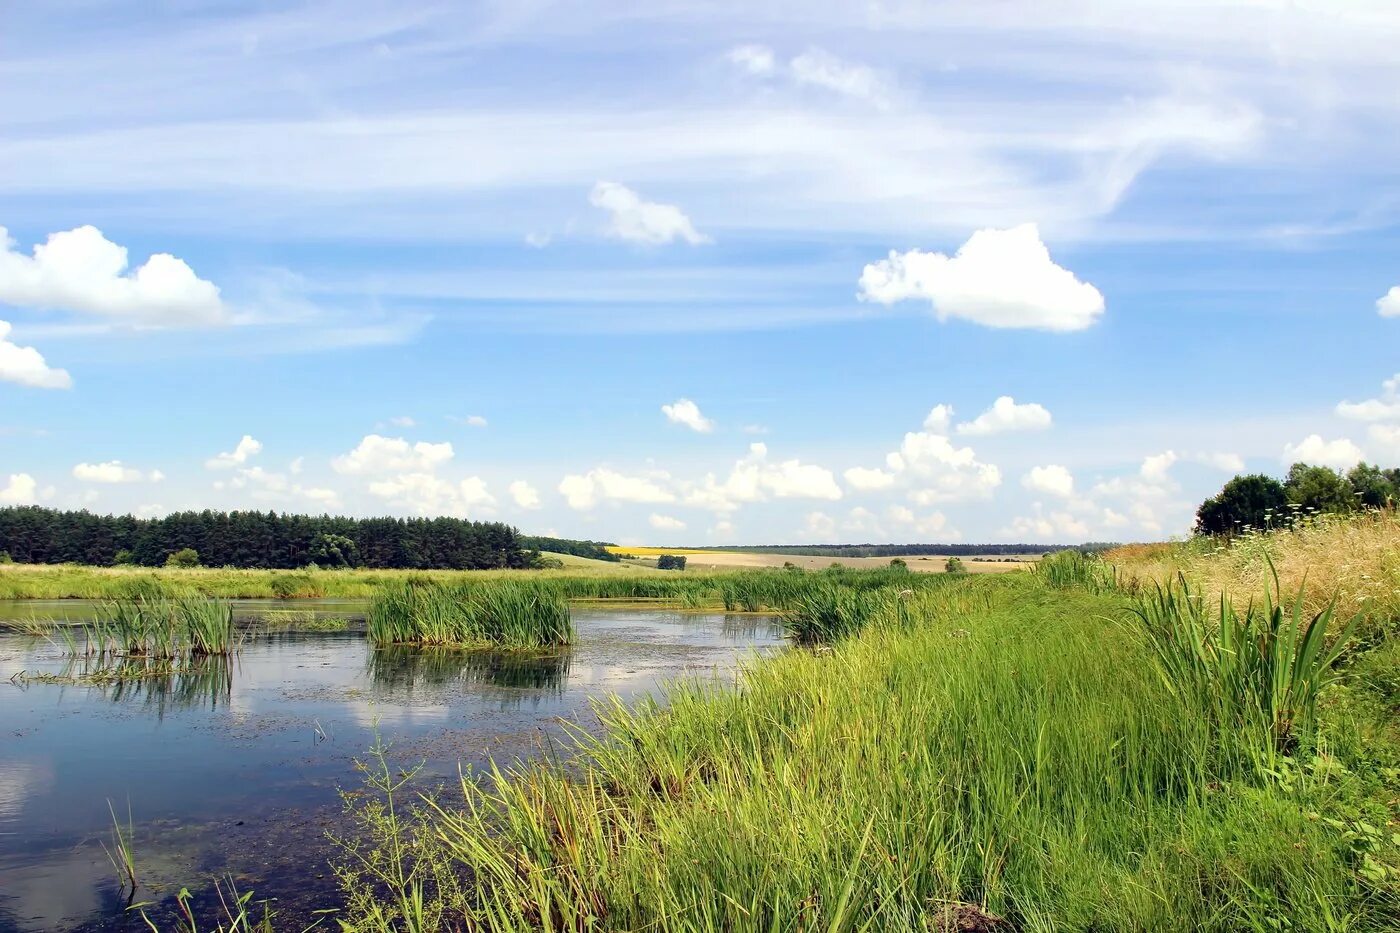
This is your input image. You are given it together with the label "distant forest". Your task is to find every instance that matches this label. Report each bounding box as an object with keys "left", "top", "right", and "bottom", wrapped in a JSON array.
[
  {"left": 694, "top": 543, "right": 1104, "bottom": 558},
  {"left": 0, "top": 506, "right": 534, "bottom": 570},
  {"left": 518, "top": 536, "right": 621, "bottom": 562}
]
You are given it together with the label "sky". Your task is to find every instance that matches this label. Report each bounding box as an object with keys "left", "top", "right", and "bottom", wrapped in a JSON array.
[{"left": 2, "top": 0, "right": 1399, "bottom": 546}]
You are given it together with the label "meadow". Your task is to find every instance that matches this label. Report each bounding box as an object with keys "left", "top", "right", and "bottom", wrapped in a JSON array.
[{"left": 322, "top": 514, "right": 1400, "bottom": 932}]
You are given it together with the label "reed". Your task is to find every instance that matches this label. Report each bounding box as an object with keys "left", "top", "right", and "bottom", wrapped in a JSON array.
[{"left": 365, "top": 579, "right": 573, "bottom": 649}]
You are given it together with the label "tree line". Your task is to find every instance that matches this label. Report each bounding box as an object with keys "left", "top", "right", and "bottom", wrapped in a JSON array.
[
  {"left": 0, "top": 506, "right": 536, "bottom": 570},
  {"left": 518, "top": 535, "right": 620, "bottom": 562},
  {"left": 696, "top": 543, "right": 1091, "bottom": 557},
  {"left": 1195, "top": 462, "right": 1400, "bottom": 535}
]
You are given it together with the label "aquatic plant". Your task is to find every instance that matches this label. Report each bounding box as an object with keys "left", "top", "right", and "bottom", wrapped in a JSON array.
[{"left": 366, "top": 579, "right": 573, "bottom": 649}]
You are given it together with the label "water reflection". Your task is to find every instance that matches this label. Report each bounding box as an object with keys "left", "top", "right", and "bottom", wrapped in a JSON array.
[{"left": 367, "top": 646, "right": 571, "bottom": 695}]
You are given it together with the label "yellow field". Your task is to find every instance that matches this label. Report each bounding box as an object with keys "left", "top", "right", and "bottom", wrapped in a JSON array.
[{"left": 606, "top": 547, "right": 1034, "bottom": 574}]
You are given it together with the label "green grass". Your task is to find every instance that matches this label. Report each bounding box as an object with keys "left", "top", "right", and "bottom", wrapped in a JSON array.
[{"left": 330, "top": 573, "right": 1400, "bottom": 931}]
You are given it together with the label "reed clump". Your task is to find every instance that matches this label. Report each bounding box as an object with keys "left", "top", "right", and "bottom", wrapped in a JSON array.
[
  {"left": 60, "top": 590, "right": 238, "bottom": 660},
  {"left": 366, "top": 579, "right": 573, "bottom": 649}
]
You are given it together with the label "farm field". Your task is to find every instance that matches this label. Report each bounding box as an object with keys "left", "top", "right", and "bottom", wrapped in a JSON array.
[{"left": 607, "top": 545, "right": 1035, "bottom": 573}]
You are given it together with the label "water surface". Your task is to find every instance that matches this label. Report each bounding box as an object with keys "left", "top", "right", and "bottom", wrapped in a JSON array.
[{"left": 0, "top": 606, "right": 783, "bottom": 931}]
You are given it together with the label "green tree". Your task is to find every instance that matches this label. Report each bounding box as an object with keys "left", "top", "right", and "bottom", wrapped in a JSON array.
[
  {"left": 889, "top": 557, "right": 909, "bottom": 571},
  {"left": 656, "top": 554, "right": 687, "bottom": 571},
  {"left": 945, "top": 557, "right": 966, "bottom": 574},
  {"left": 165, "top": 547, "right": 201, "bottom": 568},
  {"left": 307, "top": 532, "right": 360, "bottom": 568},
  {"left": 1284, "top": 463, "right": 1357, "bottom": 515},
  {"left": 1346, "top": 462, "right": 1398, "bottom": 509},
  {"left": 1195, "top": 474, "right": 1289, "bottom": 535}
]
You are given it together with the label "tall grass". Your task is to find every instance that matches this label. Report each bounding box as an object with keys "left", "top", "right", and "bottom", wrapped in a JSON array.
[
  {"left": 366, "top": 579, "right": 573, "bottom": 648},
  {"left": 335, "top": 575, "right": 1396, "bottom": 931},
  {"left": 1133, "top": 570, "right": 1360, "bottom": 755},
  {"left": 62, "top": 591, "right": 239, "bottom": 659}
]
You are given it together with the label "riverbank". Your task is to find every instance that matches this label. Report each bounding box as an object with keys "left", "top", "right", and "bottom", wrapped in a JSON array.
[{"left": 325, "top": 533, "right": 1400, "bottom": 931}]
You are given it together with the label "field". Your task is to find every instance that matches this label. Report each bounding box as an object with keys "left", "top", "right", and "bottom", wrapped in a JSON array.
[
  {"left": 317, "top": 513, "right": 1400, "bottom": 931},
  {"left": 607, "top": 545, "right": 1033, "bottom": 573}
]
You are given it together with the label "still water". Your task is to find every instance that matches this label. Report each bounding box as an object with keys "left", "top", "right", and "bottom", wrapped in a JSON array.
[{"left": 0, "top": 605, "right": 784, "bottom": 931}]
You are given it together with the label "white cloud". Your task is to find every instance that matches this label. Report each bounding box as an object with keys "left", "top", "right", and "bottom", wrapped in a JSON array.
[
  {"left": 742, "top": 424, "right": 769, "bottom": 435},
  {"left": 589, "top": 181, "right": 710, "bottom": 246},
  {"left": 387, "top": 415, "right": 416, "bottom": 428},
  {"left": 1022, "top": 464, "right": 1074, "bottom": 498},
  {"left": 843, "top": 466, "right": 896, "bottom": 491},
  {"left": 1377, "top": 287, "right": 1400, "bottom": 318},
  {"left": 1282, "top": 434, "right": 1364, "bottom": 470},
  {"left": 0, "top": 224, "right": 224, "bottom": 326},
  {"left": 684, "top": 443, "right": 842, "bottom": 512},
  {"left": 885, "top": 505, "right": 956, "bottom": 538},
  {"left": 558, "top": 467, "right": 675, "bottom": 511},
  {"left": 226, "top": 465, "right": 342, "bottom": 510},
  {"left": 0, "top": 473, "right": 38, "bottom": 505},
  {"left": 1337, "top": 374, "right": 1400, "bottom": 421},
  {"left": 922, "top": 404, "right": 954, "bottom": 433},
  {"left": 1140, "top": 450, "right": 1179, "bottom": 483},
  {"left": 464, "top": 415, "right": 488, "bottom": 428},
  {"left": 661, "top": 397, "right": 715, "bottom": 433},
  {"left": 205, "top": 435, "right": 262, "bottom": 470},
  {"left": 289, "top": 457, "right": 304, "bottom": 475},
  {"left": 72, "top": 460, "right": 155, "bottom": 484},
  {"left": 1189, "top": 451, "right": 1245, "bottom": 473},
  {"left": 0, "top": 320, "right": 71, "bottom": 389},
  {"left": 956, "top": 396, "right": 1052, "bottom": 435},
  {"left": 508, "top": 480, "right": 541, "bottom": 510},
  {"left": 367, "top": 472, "right": 493, "bottom": 518},
  {"left": 1004, "top": 504, "right": 1089, "bottom": 540},
  {"left": 1367, "top": 424, "right": 1400, "bottom": 460},
  {"left": 788, "top": 48, "right": 892, "bottom": 108},
  {"left": 332, "top": 434, "right": 453, "bottom": 475},
  {"left": 803, "top": 511, "right": 837, "bottom": 539},
  {"left": 648, "top": 513, "right": 686, "bottom": 531},
  {"left": 727, "top": 44, "right": 775, "bottom": 75},
  {"left": 858, "top": 224, "right": 1104, "bottom": 331},
  {"left": 524, "top": 231, "right": 552, "bottom": 249},
  {"left": 890, "top": 432, "right": 1002, "bottom": 503}
]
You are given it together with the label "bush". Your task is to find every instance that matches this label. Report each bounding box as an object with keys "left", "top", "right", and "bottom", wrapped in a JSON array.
[
  {"left": 165, "top": 547, "right": 200, "bottom": 568},
  {"left": 1196, "top": 474, "right": 1289, "bottom": 535},
  {"left": 0, "top": 550, "right": 11, "bottom": 564},
  {"left": 889, "top": 558, "right": 908, "bottom": 571},
  {"left": 657, "top": 554, "right": 687, "bottom": 571},
  {"left": 944, "top": 557, "right": 965, "bottom": 574}
]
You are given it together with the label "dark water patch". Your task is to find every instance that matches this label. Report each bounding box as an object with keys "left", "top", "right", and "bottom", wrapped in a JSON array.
[{"left": 0, "top": 608, "right": 783, "bottom": 932}]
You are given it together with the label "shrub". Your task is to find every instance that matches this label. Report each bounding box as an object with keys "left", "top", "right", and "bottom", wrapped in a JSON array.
[
  {"left": 657, "top": 554, "right": 687, "bottom": 571},
  {"left": 1195, "top": 474, "right": 1289, "bottom": 535},
  {"left": 165, "top": 548, "right": 200, "bottom": 568},
  {"left": 944, "top": 557, "right": 965, "bottom": 574},
  {"left": 889, "top": 558, "right": 908, "bottom": 571}
]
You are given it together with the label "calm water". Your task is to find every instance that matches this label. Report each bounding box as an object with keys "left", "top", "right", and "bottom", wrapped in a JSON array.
[{"left": 0, "top": 605, "right": 784, "bottom": 932}]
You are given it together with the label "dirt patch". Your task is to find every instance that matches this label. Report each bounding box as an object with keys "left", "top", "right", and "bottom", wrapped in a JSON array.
[{"left": 929, "top": 903, "right": 1014, "bottom": 932}]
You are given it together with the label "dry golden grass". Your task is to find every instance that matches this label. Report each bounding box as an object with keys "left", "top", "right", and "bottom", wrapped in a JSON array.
[{"left": 1107, "top": 509, "right": 1400, "bottom": 631}]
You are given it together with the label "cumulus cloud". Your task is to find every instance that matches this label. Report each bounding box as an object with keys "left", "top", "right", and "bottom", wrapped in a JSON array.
[
  {"left": 205, "top": 435, "right": 262, "bottom": 470},
  {"left": 368, "top": 473, "right": 493, "bottom": 517},
  {"left": 889, "top": 432, "right": 1002, "bottom": 504},
  {"left": 222, "top": 464, "right": 342, "bottom": 510},
  {"left": 803, "top": 511, "right": 837, "bottom": 539},
  {"left": 1377, "top": 287, "right": 1400, "bottom": 318},
  {"left": 559, "top": 467, "right": 675, "bottom": 511},
  {"left": 956, "top": 396, "right": 1052, "bottom": 435},
  {"left": 1004, "top": 504, "right": 1089, "bottom": 540},
  {"left": 922, "top": 404, "right": 954, "bottom": 433},
  {"left": 589, "top": 181, "right": 710, "bottom": 246},
  {"left": 0, "top": 320, "right": 72, "bottom": 389},
  {"left": 1022, "top": 464, "right": 1074, "bottom": 498},
  {"left": 858, "top": 224, "right": 1104, "bottom": 331},
  {"left": 684, "top": 443, "right": 842, "bottom": 512},
  {"left": 661, "top": 397, "right": 715, "bottom": 433},
  {"left": 648, "top": 513, "right": 686, "bottom": 531},
  {"left": 1337, "top": 374, "right": 1400, "bottom": 422},
  {"left": 843, "top": 465, "right": 896, "bottom": 490},
  {"left": 1140, "top": 450, "right": 1179, "bottom": 483},
  {"left": 448, "top": 414, "right": 489, "bottom": 428},
  {"left": 508, "top": 480, "right": 542, "bottom": 510},
  {"left": 1282, "top": 434, "right": 1364, "bottom": 470},
  {"left": 387, "top": 415, "right": 416, "bottom": 428},
  {"left": 0, "top": 224, "right": 224, "bottom": 326},
  {"left": 885, "top": 504, "right": 956, "bottom": 538},
  {"left": 72, "top": 460, "right": 158, "bottom": 484},
  {"left": 1190, "top": 451, "right": 1245, "bottom": 472},
  {"left": 332, "top": 434, "right": 453, "bottom": 475},
  {"left": 0, "top": 473, "right": 38, "bottom": 505}
]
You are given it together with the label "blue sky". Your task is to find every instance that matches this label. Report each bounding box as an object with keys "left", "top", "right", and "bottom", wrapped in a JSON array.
[{"left": 2, "top": 1, "right": 1399, "bottom": 545}]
